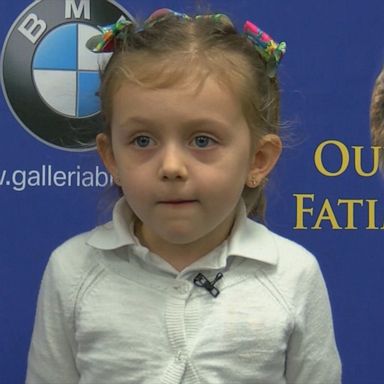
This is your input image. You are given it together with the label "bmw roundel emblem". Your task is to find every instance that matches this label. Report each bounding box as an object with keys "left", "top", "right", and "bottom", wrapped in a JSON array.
[{"left": 1, "top": 0, "right": 133, "bottom": 151}]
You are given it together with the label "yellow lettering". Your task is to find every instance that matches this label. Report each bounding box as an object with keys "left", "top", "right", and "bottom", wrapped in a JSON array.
[
  {"left": 337, "top": 199, "right": 363, "bottom": 229},
  {"left": 353, "top": 146, "right": 381, "bottom": 177},
  {"left": 312, "top": 198, "right": 342, "bottom": 229},
  {"left": 366, "top": 199, "right": 379, "bottom": 229},
  {"left": 314, "top": 140, "right": 349, "bottom": 177},
  {"left": 293, "top": 194, "right": 314, "bottom": 229}
]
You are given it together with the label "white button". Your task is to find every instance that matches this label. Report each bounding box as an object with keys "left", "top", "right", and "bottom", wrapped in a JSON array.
[
  {"left": 181, "top": 284, "right": 189, "bottom": 294},
  {"left": 173, "top": 283, "right": 189, "bottom": 294},
  {"left": 175, "top": 351, "right": 185, "bottom": 362}
]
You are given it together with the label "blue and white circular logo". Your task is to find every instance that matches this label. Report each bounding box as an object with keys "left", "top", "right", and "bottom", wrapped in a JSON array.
[
  {"left": 1, "top": 0, "right": 132, "bottom": 151},
  {"left": 33, "top": 23, "right": 102, "bottom": 119}
]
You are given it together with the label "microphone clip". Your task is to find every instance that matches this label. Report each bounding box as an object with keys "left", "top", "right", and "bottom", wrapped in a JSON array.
[{"left": 193, "top": 272, "right": 223, "bottom": 298}]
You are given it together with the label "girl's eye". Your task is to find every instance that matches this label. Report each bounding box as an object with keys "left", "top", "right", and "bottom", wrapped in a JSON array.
[
  {"left": 192, "top": 135, "right": 216, "bottom": 148},
  {"left": 132, "top": 135, "right": 154, "bottom": 148}
]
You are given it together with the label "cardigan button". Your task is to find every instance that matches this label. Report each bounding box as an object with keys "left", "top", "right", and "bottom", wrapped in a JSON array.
[
  {"left": 173, "top": 283, "right": 190, "bottom": 295},
  {"left": 180, "top": 284, "right": 189, "bottom": 294},
  {"left": 175, "top": 351, "right": 186, "bottom": 362}
]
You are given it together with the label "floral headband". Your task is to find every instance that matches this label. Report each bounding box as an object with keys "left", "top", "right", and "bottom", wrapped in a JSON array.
[{"left": 86, "top": 8, "right": 287, "bottom": 78}]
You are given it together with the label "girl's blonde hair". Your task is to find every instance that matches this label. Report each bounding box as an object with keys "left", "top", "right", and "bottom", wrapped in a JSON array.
[
  {"left": 99, "top": 13, "right": 282, "bottom": 221},
  {"left": 370, "top": 67, "right": 384, "bottom": 172}
]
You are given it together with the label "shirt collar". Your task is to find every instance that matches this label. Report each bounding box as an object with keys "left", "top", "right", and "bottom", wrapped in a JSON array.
[
  {"left": 87, "top": 198, "right": 137, "bottom": 250},
  {"left": 87, "top": 197, "right": 278, "bottom": 266},
  {"left": 226, "top": 201, "right": 278, "bottom": 265}
]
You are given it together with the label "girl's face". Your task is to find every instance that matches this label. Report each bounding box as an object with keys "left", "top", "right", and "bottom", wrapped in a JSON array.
[{"left": 98, "top": 76, "right": 281, "bottom": 263}]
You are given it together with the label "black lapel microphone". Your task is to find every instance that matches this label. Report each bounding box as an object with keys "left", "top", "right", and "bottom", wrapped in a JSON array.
[{"left": 193, "top": 272, "right": 223, "bottom": 298}]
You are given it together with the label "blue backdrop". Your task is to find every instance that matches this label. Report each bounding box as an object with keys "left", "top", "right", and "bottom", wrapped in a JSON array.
[{"left": 1, "top": 1, "right": 383, "bottom": 383}]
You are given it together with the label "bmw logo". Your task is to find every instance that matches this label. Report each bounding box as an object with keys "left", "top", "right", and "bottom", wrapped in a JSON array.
[{"left": 1, "top": 0, "right": 133, "bottom": 151}]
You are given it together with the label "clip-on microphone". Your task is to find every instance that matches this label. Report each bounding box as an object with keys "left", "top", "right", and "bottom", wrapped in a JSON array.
[{"left": 193, "top": 272, "right": 223, "bottom": 298}]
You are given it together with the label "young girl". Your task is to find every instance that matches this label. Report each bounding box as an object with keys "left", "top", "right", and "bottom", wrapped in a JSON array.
[{"left": 26, "top": 9, "right": 341, "bottom": 384}]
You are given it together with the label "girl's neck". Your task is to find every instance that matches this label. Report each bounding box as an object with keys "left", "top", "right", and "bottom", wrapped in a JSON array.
[{"left": 134, "top": 214, "right": 235, "bottom": 272}]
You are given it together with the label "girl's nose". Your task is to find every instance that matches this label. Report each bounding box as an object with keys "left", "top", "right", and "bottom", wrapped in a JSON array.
[{"left": 158, "top": 144, "right": 188, "bottom": 181}]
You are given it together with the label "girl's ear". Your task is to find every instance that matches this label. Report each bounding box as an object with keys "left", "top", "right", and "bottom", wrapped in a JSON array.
[
  {"left": 96, "top": 133, "right": 120, "bottom": 185},
  {"left": 246, "top": 134, "right": 282, "bottom": 188}
]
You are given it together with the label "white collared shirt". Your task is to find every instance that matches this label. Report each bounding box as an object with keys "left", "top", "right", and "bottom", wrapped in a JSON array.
[{"left": 26, "top": 198, "right": 341, "bottom": 384}]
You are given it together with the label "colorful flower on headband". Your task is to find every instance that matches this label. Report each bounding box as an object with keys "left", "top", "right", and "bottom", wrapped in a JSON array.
[
  {"left": 143, "top": 9, "right": 233, "bottom": 29},
  {"left": 86, "top": 16, "right": 133, "bottom": 53},
  {"left": 243, "top": 20, "right": 286, "bottom": 77},
  {"left": 195, "top": 13, "right": 234, "bottom": 27},
  {"left": 86, "top": 10, "right": 287, "bottom": 78},
  {"left": 143, "top": 8, "right": 191, "bottom": 29}
]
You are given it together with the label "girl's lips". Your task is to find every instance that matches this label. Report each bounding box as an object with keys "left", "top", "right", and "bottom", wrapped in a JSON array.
[{"left": 158, "top": 200, "right": 197, "bottom": 204}]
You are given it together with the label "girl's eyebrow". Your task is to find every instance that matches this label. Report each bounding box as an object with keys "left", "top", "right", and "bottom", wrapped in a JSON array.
[
  {"left": 117, "top": 116, "right": 158, "bottom": 129},
  {"left": 183, "top": 118, "right": 231, "bottom": 130},
  {"left": 118, "top": 116, "right": 231, "bottom": 130}
]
